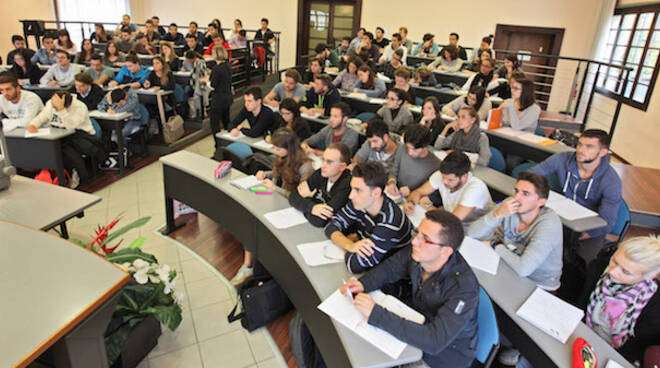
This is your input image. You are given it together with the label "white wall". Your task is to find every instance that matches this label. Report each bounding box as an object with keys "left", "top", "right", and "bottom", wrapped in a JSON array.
[{"left": 1, "top": 0, "right": 55, "bottom": 64}]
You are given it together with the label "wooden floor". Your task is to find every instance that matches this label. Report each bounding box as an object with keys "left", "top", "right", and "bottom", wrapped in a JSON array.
[{"left": 165, "top": 213, "right": 299, "bottom": 368}]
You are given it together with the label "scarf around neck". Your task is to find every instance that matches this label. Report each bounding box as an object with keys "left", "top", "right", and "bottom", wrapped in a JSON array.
[{"left": 449, "top": 123, "right": 481, "bottom": 153}]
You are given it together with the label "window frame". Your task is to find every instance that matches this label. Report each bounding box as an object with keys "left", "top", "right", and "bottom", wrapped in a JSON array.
[{"left": 596, "top": 4, "right": 660, "bottom": 111}]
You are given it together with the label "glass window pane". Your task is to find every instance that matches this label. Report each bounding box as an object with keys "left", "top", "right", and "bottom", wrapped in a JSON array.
[
  {"left": 612, "top": 46, "right": 627, "bottom": 62},
  {"left": 622, "top": 14, "right": 637, "bottom": 29},
  {"left": 608, "top": 67, "right": 620, "bottom": 79},
  {"left": 334, "top": 17, "right": 353, "bottom": 29},
  {"left": 627, "top": 47, "right": 643, "bottom": 64},
  {"left": 617, "top": 30, "right": 632, "bottom": 45},
  {"left": 638, "top": 12, "right": 654, "bottom": 29},
  {"left": 611, "top": 15, "right": 622, "bottom": 29},
  {"left": 601, "top": 45, "right": 614, "bottom": 62},
  {"left": 334, "top": 4, "right": 353, "bottom": 17},
  {"left": 651, "top": 31, "right": 660, "bottom": 48},
  {"left": 644, "top": 49, "right": 659, "bottom": 66},
  {"left": 632, "top": 30, "right": 649, "bottom": 46},
  {"left": 624, "top": 81, "right": 634, "bottom": 97},
  {"left": 656, "top": 12, "right": 660, "bottom": 28},
  {"left": 633, "top": 85, "right": 648, "bottom": 102},
  {"left": 333, "top": 29, "right": 353, "bottom": 40},
  {"left": 640, "top": 66, "right": 654, "bottom": 84},
  {"left": 608, "top": 30, "right": 618, "bottom": 44},
  {"left": 597, "top": 73, "right": 606, "bottom": 87}
]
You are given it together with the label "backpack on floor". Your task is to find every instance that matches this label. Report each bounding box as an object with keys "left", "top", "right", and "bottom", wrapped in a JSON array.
[{"left": 227, "top": 275, "right": 292, "bottom": 332}]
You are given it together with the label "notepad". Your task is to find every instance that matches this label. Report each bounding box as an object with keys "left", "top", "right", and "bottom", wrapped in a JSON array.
[
  {"left": 218, "top": 130, "right": 245, "bottom": 140},
  {"left": 517, "top": 132, "right": 551, "bottom": 145},
  {"left": 24, "top": 128, "right": 52, "bottom": 138},
  {"left": 604, "top": 360, "right": 625, "bottom": 368},
  {"left": 458, "top": 237, "right": 500, "bottom": 275},
  {"left": 263, "top": 207, "right": 308, "bottom": 229},
  {"left": 252, "top": 139, "right": 274, "bottom": 151},
  {"left": 230, "top": 175, "right": 262, "bottom": 190},
  {"left": 1, "top": 119, "right": 19, "bottom": 132},
  {"left": 318, "top": 289, "right": 425, "bottom": 359},
  {"left": 369, "top": 98, "right": 386, "bottom": 104},
  {"left": 405, "top": 204, "right": 427, "bottom": 228},
  {"left": 545, "top": 191, "right": 598, "bottom": 221},
  {"left": 516, "top": 287, "right": 584, "bottom": 343},
  {"left": 301, "top": 111, "right": 321, "bottom": 119},
  {"left": 347, "top": 92, "right": 368, "bottom": 99},
  {"left": 297, "top": 240, "right": 345, "bottom": 266}
]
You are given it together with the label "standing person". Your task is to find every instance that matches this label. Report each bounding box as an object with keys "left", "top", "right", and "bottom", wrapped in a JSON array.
[
  {"left": 448, "top": 32, "right": 468, "bottom": 61},
  {"left": 183, "top": 50, "right": 211, "bottom": 120},
  {"left": 55, "top": 29, "right": 77, "bottom": 55},
  {"left": 499, "top": 77, "right": 541, "bottom": 132},
  {"left": 0, "top": 72, "right": 44, "bottom": 131},
  {"left": 76, "top": 39, "right": 95, "bottom": 64},
  {"left": 443, "top": 85, "right": 492, "bottom": 121},
  {"left": 208, "top": 46, "right": 233, "bottom": 142},
  {"left": 270, "top": 98, "right": 311, "bottom": 141},
  {"left": 31, "top": 33, "right": 57, "bottom": 66},
  {"left": 186, "top": 21, "right": 205, "bottom": 46},
  {"left": 434, "top": 106, "right": 492, "bottom": 166},
  {"left": 6, "top": 35, "right": 35, "bottom": 65},
  {"left": 9, "top": 50, "right": 42, "bottom": 85},
  {"left": 90, "top": 23, "right": 111, "bottom": 43},
  {"left": 418, "top": 96, "right": 446, "bottom": 144}
]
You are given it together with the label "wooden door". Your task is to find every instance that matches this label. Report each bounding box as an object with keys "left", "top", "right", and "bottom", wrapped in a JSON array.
[{"left": 494, "top": 25, "right": 565, "bottom": 109}]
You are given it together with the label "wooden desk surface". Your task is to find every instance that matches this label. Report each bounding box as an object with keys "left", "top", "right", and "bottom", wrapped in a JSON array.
[{"left": 611, "top": 163, "right": 660, "bottom": 216}]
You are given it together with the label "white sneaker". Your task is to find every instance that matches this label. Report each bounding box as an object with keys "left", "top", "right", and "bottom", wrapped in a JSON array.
[
  {"left": 69, "top": 169, "right": 80, "bottom": 189},
  {"left": 230, "top": 264, "right": 253, "bottom": 286}
]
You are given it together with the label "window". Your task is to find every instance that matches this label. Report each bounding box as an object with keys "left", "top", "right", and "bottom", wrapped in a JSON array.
[
  {"left": 56, "top": 0, "right": 131, "bottom": 47},
  {"left": 598, "top": 5, "right": 660, "bottom": 110}
]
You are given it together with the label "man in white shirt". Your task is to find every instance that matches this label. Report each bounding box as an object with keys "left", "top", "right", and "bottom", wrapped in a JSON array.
[
  {"left": 378, "top": 33, "right": 407, "bottom": 65},
  {"left": 405, "top": 150, "right": 493, "bottom": 229},
  {"left": 0, "top": 72, "right": 44, "bottom": 132},
  {"left": 40, "top": 49, "right": 79, "bottom": 87}
]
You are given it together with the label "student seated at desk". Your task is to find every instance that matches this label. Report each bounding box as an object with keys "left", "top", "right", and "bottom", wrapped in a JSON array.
[
  {"left": 392, "top": 67, "right": 416, "bottom": 105},
  {"left": 31, "top": 33, "right": 57, "bottom": 66},
  {"left": 289, "top": 142, "right": 352, "bottom": 227},
  {"left": 9, "top": 49, "right": 42, "bottom": 85},
  {"left": 161, "top": 23, "right": 186, "bottom": 47},
  {"left": 468, "top": 171, "right": 563, "bottom": 291},
  {"left": 300, "top": 74, "right": 341, "bottom": 116},
  {"left": 378, "top": 48, "right": 404, "bottom": 80},
  {"left": 373, "top": 26, "right": 390, "bottom": 51},
  {"left": 461, "top": 57, "right": 497, "bottom": 92},
  {"left": 132, "top": 33, "right": 155, "bottom": 56},
  {"left": 418, "top": 96, "right": 447, "bottom": 144},
  {"left": 0, "top": 72, "right": 44, "bottom": 131},
  {"left": 97, "top": 87, "right": 144, "bottom": 139},
  {"left": 530, "top": 129, "right": 622, "bottom": 262},
  {"left": 428, "top": 45, "right": 464, "bottom": 72},
  {"left": 229, "top": 29, "right": 248, "bottom": 49},
  {"left": 371, "top": 88, "right": 413, "bottom": 133},
  {"left": 103, "top": 41, "right": 126, "bottom": 68},
  {"left": 442, "top": 85, "right": 492, "bottom": 121},
  {"left": 326, "top": 161, "right": 413, "bottom": 273},
  {"left": 412, "top": 33, "right": 439, "bottom": 58},
  {"left": 90, "top": 23, "right": 112, "bottom": 43},
  {"left": 264, "top": 69, "right": 306, "bottom": 107},
  {"left": 70, "top": 72, "right": 104, "bottom": 111},
  {"left": 386, "top": 124, "right": 441, "bottom": 197},
  {"left": 7, "top": 35, "right": 35, "bottom": 66},
  {"left": 227, "top": 86, "right": 277, "bottom": 138},
  {"left": 231, "top": 128, "right": 314, "bottom": 285},
  {"left": 448, "top": 32, "right": 468, "bottom": 61},
  {"left": 203, "top": 23, "right": 218, "bottom": 47},
  {"left": 578, "top": 236, "right": 660, "bottom": 364},
  {"left": 86, "top": 54, "right": 115, "bottom": 87},
  {"left": 183, "top": 34, "right": 204, "bottom": 55},
  {"left": 315, "top": 43, "right": 340, "bottom": 69},
  {"left": 27, "top": 90, "right": 107, "bottom": 183},
  {"left": 75, "top": 39, "right": 95, "bottom": 64},
  {"left": 108, "top": 53, "right": 149, "bottom": 89},
  {"left": 203, "top": 32, "right": 231, "bottom": 59},
  {"left": 353, "top": 65, "right": 386, "bottom": 98},
  {"left": 413, "top": 66, "right": 438, "bottom": 87},
  {"left": 186, "top": 21, "right": 205, "bottom": 46},
  {"left": 143, "top": 56, "right": 175, "bottom": 91},
  {"left": 152, "top": 16, "right": 166, "bottom": 36},
  {"left": 465, "top": 48, "right": 493, "bottom": 73},
  {"left": 143, "top": 19, "right": 160, "bottom": 45},
  {"left": 405, "top": 151, "right": 493, "bottom": 229},
  {"left": 183, "top": 51, "right": 211, "bottom": 120},
  {"left": 302, "top": 101, "right": 359, "bottom": 154},
  {"left": 302, "top": 58, "right": 324, "bottom": 86},
  {"left": 353, "top": 118, "right": 401, "bottom": 174},
  {"left": 116, "top": 27, "right": 135, "bottom": 54},
  {"left": 40, "top": 50, "right": 80, "bottom": 87},
  {"left": 487, "top": 70, "right": 524, "bottom": 100},
  {"left": 399, "top": 26, "right": 413, "bottom": 53},
  {"left": 494, "top": 54, "right": 520, "bottom": 80},
  {"left": 469, "top": 35, "right": 494, "bottom": 64},
  {"left": 348, "top": 27, "right": 365, "bottom": 55},
  {"left": 115, "top": 14, "right": 138, "bottom": 34},
  {"left": 499, "top": 77, "right": 541, "bottom": 133},
  {"left": 358, "top": 32, "right": 381, "bottom": 62},
  {"left": 55, "top": 29, "right": 77, "bottom": 56},
  {"left": 336, "top": 36, "right": 351, "bottom": 64},
  {"left": 160, "top": 43, "right": 182, "bottom": 72},
  {"left": 269, "top": 98, "right": 311, "bottom": 141},
  {"left": 435, "top": 106, "right": 492, "bottom": 166},
  {"left": 332, "top": 56, "right": 362, "bottom": 93},
  {"left": 378, "top": 32, "right": 407, "bottom": 65},
  {"left": 341, "top": 209, "right": 479, "bottom": 368}
]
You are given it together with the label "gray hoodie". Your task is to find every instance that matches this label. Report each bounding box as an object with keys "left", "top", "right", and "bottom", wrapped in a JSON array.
[{"left": 467, "top": 203, "right": 563, "bottom": 290}]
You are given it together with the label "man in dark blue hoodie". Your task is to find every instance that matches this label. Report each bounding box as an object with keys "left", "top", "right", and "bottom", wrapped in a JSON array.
[{"left": 531, "top": 129, "right": 622, "bottom": 261}]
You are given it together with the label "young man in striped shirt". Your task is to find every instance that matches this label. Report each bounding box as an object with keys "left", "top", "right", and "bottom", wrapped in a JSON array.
[{"left": 325, "top": 161, "right": 413, "bottom": 273}]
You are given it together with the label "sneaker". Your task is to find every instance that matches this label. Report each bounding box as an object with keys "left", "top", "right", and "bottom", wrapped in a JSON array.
[
  {"left": 498, "top": 347, "right": 521, "bottom": 366},
  {"left": 69, "top": 169, "right": 80, "bottom": 189},
  {"left": 230, "top": 264, "right": 253, "bottom": 286},
  {"left": 100, "top": 157, "right": 118, "bottom": 170}
]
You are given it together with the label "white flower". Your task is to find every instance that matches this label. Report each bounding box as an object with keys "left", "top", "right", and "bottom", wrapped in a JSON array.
[
  {"left": 149, "top": 275, "right": 161, "bottom": 284},
  {"left": 133, "top": 269, "right": 149, "bottom": 284},
  {"left": 156, "top": 264, "right": 171, "bottom": 282},
  {"left": 118, "top": 262, "right": 131, "bottom": 272},
  {"left": 133, "top": 259, "right": 150, "bottom": 270},
  {"left": 174, "top": 292, "right": 185, "bottom": 305}
]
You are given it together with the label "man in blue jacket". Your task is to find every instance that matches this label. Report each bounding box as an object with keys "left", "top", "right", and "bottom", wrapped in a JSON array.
[
  {"left": 341, "top": 209, "right": 479, "bottom": 367},
  {"left": 108, "top": 54, "right": 149, "bottom": 89},
  {"left": 531, "top": 129, "right": 622, "bottom": 261}
]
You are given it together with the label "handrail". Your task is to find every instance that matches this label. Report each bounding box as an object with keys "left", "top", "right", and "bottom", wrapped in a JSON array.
[{"left": 494, "top": 49, "right": 633, "bottom": 71}]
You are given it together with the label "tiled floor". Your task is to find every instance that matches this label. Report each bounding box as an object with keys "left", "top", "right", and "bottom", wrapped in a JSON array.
[{"left": 65, "top": 136, "right": 287, "bottom": 368}]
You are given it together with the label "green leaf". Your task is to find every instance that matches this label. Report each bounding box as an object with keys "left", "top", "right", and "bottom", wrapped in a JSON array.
[
  {"left": 144, "top": 304, "right": 183, "bottom": 331},
  {"left": 105, "top": 323, "right": 132, "bottom": 365},
  {"left": 101, "top": 216, "right": 152, "bottom": 246},
  {"left": 129, "top": 237, "right": 147, "bottom": 249},
  {"left": 69, "top": 239, "right": 89, "bottom": 248},
  {"left": 121, "top": 291, "right": 139, "bottom": 311},
  {"left": 105, "top": 247, "right": 158, "bottom": 265}
]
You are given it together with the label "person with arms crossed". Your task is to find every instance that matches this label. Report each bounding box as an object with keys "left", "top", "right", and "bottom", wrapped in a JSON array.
[
  {"left": 289, "top": 142, "right": 353, "bottom": 227},
  {"left": 341, "top": 209, "right": 479, "bottom": 368},
  {"left": 405, "top": 151, "right": 493, "bottom": 229},
  {"left": 302, "top": 101, "right": 359, "bottom": 154},
  {"left": 326, "top": 161, "right": 413, "bottom": 273}
]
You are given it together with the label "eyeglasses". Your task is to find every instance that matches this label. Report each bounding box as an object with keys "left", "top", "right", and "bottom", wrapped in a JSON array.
[
  {"left": 322, "top": 159, "right": 344, "bottom": 166},
  {"left": 511, "top": 86, "right": 523, "bottom": 91},
  {"left": 413, "top": 232, "right": 444, "bottom": 246}
]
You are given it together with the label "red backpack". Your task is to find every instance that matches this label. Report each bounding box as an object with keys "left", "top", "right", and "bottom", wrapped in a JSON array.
[{"left": 34, "top": 169, "right": 70, "bottom": 186}]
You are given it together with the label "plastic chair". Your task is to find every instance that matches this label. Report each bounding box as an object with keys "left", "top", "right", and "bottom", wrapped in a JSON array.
[
  {"left": 610, "top": 201, "right": 631, "bottom": 242},
  {"left": 475, "top": 287, "right": 499, "bottom": 367},
  {"left": 534, "top": 124, "right": 545, "bottom": 137},
  {"left": 89, "top": 117, "right": 102, "bottom": 139},
  {"left": 355, "top": 112, "right": 376, "bottom": 122},
  {"left": 487, "top": 147, "right": 506, "bottom": 172},
  {"left": 511, "top": 162, "right": 537, "bottom": 179},
  {"left": 226, "top": 142, "right": 254, "bottom": 159}
]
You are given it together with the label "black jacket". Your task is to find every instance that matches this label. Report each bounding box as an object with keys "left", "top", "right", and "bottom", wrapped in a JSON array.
[
  {"left": 360, "top": 247, "right": 480, "bottom": 368},
  {"left": 10, "top": 63, "right": 42, "bottom": 85},
  {"left": 302, "top": 86, "right": 341, "bottom": 116},
  {"left": 69, "top": 84, "right": 105, "bottom": 111},
  {"left": 7, "top": 48, "right": 36, "bottom": 65},
  {"left": 210, "top": 62, "right": 232, "bottom": 96},
  {"left": 578, "top": 253, "right": 660, "bottom": 364},
  {"left": 228, "top": 104, "right": 277, "bottom": 138},
  {"left": 289, "top": 169, "right": 351, "bottom": 227},
  {"left": 276, "top": 117, "right": 312, "bottom": 141},
  {"left": 146, "top": 70, "right": 175, "bottom": 91}
]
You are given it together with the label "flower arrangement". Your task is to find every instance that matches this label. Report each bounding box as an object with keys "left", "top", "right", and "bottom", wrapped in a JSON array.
[{"left": 72, "top": 215, "right": 183, "bottom": 365}]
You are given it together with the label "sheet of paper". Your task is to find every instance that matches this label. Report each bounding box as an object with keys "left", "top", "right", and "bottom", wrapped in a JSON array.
[
  {"left": 301, "top": 111, "right": 321, "bottom": 119},
  {"left": 218, "top": 130, "right": 245, "bottom": 141},
  {"left": 297, "top": 240, "right": 344, "bottom": 267},
  {"left": 516, "top": 287, "right": 584, "bottom": 343},
  {"left": 24, "top": 128, "right": 52, "bottom": 138},
  {"left": 324, "top": 243, "right": 345, "bottom": 260},
  {"left": 518, "top": 132, "right": 551, "bottom": 145},
  {"left": 1, "top": 119, "right": 19, "bottom": 133},
  {"left": 230, "top": 175, "right": 262, "bottom": 190},
  {"left": 347, "top": 92, "right": 368, "bottom": 100},
  {"left": 405, "top": 204, "right": 427, "bottom": 228},
  {"left": 604, "top": 360, "right": 625, "bottom": 368},
  {"left": 252, "top": 139, "right": 274, "bottom": 151},
  {"left": 317, "top": 289, "right": 364, "bottom": 329},
  {"left": 458, "top": 237, "right": 500, "bottom": 275},
  {"left": 545, "top": 191, "right": 598, "bottom": 221},
  {"left": 369, "top": 98, "right": 386, "bottom": 104},
  {"left": 433, "top": 150, "right": 447, "bottom": 161},
  {"left": 495, "top": 127, "right": 525, "bottom": 137},
  {"left": 263, "top": 207, "right": 308, "bottom": 229}
]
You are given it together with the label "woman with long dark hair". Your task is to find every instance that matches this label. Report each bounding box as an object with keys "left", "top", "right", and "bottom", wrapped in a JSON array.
[
  {"left": 75, "top": 39, "right": 95, "bottom": 64},
  {"left": 332, "top": 56, "right": 362, "bottom": 92},
  {"left": 90, "top": 23, "right": 110, "bottom": 43},
  {"left": 55, "top": 29, "right": 77, "bottom": 54},
  {"left": 103, "top": 41, "right": 125, "bottom": 67},
  {"left": 435, "top": 106, "right": 491, "bottom": 166},
  {"left": 353, "top": 65, "right": 386, "bottom": 97},
  {"left": 500, "top": 76, "right": 540, "bottom": 132},
  {"left": 270, "top": 98, "right": 311, "bottom": 141},
  {"left": 10, "top": 49, "right": 42, "bottom": 85},
  {"left": 418, "top": 96, "right": 446, "bottom": 143},
  {"left": 442, "top": 85, "right": 492, "bottom": 121}
]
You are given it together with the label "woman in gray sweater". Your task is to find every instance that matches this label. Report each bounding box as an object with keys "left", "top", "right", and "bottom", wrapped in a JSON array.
[
  {"left": 332, "top": 56, "right": 362, "bottom": 92},
  {"left": 374, "top": 88, "right": 413, "bottom": 133},
  {"left": 434, "top": 106, "right": 491, "bottom": 166},
  {"left": 500, "top": 76, "right": 541, "bottom": 133},
  {"left": 442, "top": 85, "right": 492, "bottom": 121}
]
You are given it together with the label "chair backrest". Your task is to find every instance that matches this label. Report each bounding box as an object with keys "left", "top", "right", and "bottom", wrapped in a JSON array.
[
  {"left": 355, "top": 112, "right": 376, "bottom": 122},
  {"left": 476, "top": 287, "right": 499, "bottom": 366},
  {"left": 487, "top": 146, "right": 506, "bottom": 173},
  {"left": 226, "top": 142, "right": 254, "bottom": 159},
  {"left": 89, "top": 117, "right": 102, "bottom": 139},
  {"left": 611, "top": 200, "right": 631, "bottom": 240},
  {"left": 511, "top": 162, "right": 537, "bottom": 179}
]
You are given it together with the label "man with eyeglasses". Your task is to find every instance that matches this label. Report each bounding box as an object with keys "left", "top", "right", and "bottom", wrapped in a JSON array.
[
  {"left": 325, "top": 161, "right": 413, "bottom": 273},
  {"left": 289, "top": 143, "right": 352, "bottom": 227},
  {"left": 39, "top": 50, "right": 80, "bottom": 87},
  {"left": 341, "top": 209, "right": 479, "bottom": 368}
]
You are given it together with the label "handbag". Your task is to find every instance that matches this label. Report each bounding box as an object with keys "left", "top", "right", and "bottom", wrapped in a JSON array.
[
  {"left": 163, "top": 114, "right": 184, "bottom": 144},
  {"left": 227, "top": 275, "right": 292, "bottom": 332}
]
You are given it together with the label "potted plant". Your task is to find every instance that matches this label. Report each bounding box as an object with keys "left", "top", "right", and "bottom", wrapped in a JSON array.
[{"left": 72, "top": 215, "right": 183, "bottom": 368}]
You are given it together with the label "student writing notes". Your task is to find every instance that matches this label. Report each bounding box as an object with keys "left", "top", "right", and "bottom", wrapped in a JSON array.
[
  {"left": 227, "top": 87, "right": 276, "bottom": 138},
  {"left": 0, "top": 72, "right": 44, "bottom": 131}
]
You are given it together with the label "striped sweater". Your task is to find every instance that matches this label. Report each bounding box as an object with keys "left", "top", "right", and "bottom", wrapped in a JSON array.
[{"left": 325, "top": 196, "right": 413, "bottom": 273}]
